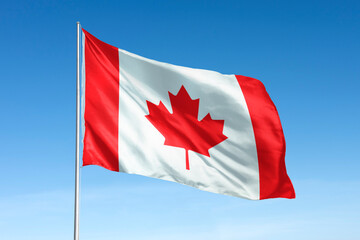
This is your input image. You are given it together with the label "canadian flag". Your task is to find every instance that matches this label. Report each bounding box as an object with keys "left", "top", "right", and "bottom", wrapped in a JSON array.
[{"left": 81, "top": 29, "right": 295, "bottom": 200}]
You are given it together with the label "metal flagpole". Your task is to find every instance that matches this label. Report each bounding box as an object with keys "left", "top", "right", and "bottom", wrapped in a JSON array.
[{"left": 74, "top": 21, "right": 81, "bottom": 240}]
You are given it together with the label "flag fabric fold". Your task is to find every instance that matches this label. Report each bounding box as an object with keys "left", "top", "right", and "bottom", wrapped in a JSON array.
[{"left": 81, "top": 29, "right": 295, "bottom": 200}]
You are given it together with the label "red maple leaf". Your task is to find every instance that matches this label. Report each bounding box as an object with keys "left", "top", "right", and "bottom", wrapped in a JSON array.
[{"left": 145, "top": 86, "right": 228, "bottom": 170}]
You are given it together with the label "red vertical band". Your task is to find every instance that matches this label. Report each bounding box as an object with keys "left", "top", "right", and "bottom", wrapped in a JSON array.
[
  {"left": 82, "top": 29, "right": 119, "bottom": 172},
  {"left": 236, "top": 75, "right": 295, "bottom": 199}
]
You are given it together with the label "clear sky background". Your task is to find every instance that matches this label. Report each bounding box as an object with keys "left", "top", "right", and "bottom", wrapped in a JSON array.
[{"left": 1, "top": 0, "right": 359, "bottom": 239}]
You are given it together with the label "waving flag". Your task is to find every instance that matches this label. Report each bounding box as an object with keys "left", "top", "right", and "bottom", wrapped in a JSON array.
[{"left": 81, "top": 29, "right": 295, "bottom": 200}]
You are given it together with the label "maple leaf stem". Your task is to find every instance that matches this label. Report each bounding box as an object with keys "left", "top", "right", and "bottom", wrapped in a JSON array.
[{"left": 185, "top": 149, "right": 190, "bottom": 170}]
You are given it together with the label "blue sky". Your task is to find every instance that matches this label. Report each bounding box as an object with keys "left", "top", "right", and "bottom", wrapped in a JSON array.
[{"left": 0, "top": 0, "right": 359, "bottom": 239}]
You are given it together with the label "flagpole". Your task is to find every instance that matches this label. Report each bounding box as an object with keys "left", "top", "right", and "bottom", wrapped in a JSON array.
[{"left": 74, "top": 21, "right": 81, "bottom": 240}]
